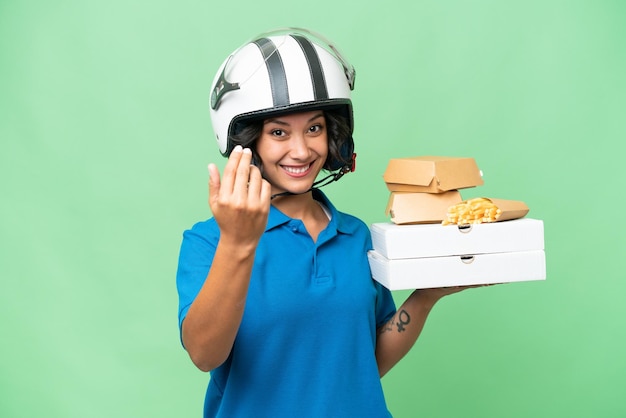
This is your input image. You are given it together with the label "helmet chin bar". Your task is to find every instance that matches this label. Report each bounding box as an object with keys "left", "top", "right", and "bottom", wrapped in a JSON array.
[{"left": 270, "top": 154, "right": 356, "bottom": 200}]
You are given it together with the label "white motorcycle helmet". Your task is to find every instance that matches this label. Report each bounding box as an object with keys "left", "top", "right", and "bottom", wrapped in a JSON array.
[{"left": 209, "top": 27, "right": 356, "bottom": 174}]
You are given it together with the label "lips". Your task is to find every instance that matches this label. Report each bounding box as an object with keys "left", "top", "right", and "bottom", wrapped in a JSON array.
[{"left": 281, "top": 162, "right": 313, "bottom": 177}]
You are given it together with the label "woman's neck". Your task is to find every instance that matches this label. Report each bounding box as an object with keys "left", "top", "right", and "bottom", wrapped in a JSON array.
[
  {"left": 272, "top": 191, "right": 329, "bottom": 242},
  {"left": 271, "top": 191, "right": 317, "bottom": 219}
]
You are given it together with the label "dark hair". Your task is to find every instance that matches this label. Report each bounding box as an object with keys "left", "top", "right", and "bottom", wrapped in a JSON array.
[{"left": 230, "top": 109, "right": 352, "bottom": 171}]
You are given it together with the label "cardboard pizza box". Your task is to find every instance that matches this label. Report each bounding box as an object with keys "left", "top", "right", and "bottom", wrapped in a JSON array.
[
  {"left": 370, "top": 218, "right": 544, "bottom": 260},
  {"left": 368, "top": 249, "right": 546, "bottom": 290}
]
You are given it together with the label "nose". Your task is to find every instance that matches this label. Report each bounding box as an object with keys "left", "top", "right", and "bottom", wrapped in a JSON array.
[{"left": 288, "top": 133, "right": 312, "bottom": 160}]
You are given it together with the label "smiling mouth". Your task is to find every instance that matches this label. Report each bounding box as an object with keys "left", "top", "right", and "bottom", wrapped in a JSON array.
[{"left": 281, "top": 163, "right": 313, "bottom": 176}]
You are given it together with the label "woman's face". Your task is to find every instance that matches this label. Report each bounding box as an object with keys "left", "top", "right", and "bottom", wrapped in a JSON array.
[{"left": 256, "top": 110, "right": 328, "bottom": 196}]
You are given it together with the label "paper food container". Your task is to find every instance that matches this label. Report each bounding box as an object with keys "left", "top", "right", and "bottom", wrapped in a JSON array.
[
  {"left": 443, "top": 198, "right": 530, "bottom": 225},
  {"left": 386, "top": 191, "right": 463, "bottom": 225},
  {"left": 368, "top": 249, "right": 546, "bottom": 290},
  {"left": 488, "top": 199, "right": 529, "bottom": 222},
  {"left": 371, "top": 218, "right": 544, "bottom": 259},
  {"left": 368, "top": 218, "right": 546, "bottom": 289},
  {"left": 383, "top": 156, "right": 484, "bottom": 193}
]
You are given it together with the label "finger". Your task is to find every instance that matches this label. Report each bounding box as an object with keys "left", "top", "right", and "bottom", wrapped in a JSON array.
[
  {"left": 208, "top": 163, "right": 221, "bottom": 203},
  {"left": 259, "top": 178, "right": 272, "bottom": 206},
  {"left": 232, "top": 148, "right": 253, "bottom": 195},
  {"left": 221, "top": 145, "right": 244, "bottom": 194},
  {"left": 246, "top": 163, "right": 263, "bottom": 198}
]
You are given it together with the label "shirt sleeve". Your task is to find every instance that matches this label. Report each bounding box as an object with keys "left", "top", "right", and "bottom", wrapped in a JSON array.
[
  {"left": 374, "top": 280, "right": 396, "bottom": 328},
  {"left": 175, "top": 218, "right": 220, "bottom": 346}
]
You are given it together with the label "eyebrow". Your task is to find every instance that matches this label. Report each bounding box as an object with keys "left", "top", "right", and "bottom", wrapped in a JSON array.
[{"left": 264, "top": 112, "right": 325, "bottom": 126}]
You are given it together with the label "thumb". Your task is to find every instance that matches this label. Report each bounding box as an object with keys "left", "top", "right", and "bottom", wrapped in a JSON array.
[{"left": 208, "top": 163, "right": 221, "bottom": 202}]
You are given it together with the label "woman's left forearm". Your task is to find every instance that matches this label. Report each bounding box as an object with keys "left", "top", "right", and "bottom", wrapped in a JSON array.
[{"left": 375, "top": 289, "right": 440, "bottom": 377}]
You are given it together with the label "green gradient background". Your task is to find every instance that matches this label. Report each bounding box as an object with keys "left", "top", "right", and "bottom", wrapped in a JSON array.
[{"left": 1, "top": 1, "right": 624, "bottom": 417}]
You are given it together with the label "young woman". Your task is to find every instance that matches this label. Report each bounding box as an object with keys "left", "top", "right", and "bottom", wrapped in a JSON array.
[{"left": 176, "top": 28, "right": 472, "bottom": 417}]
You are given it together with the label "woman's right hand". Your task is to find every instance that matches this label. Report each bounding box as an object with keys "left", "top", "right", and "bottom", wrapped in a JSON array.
[
  {"left": 184, "top": 146, "right": 271, "bottom": 371},
  {"left": 208, "top": 145, "right": 272, "bottom": 247}
]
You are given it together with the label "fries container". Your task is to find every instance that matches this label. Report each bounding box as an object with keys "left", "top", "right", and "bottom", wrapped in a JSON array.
[{"left": 367, "top": 218, "right": 546, "bottom": 290}]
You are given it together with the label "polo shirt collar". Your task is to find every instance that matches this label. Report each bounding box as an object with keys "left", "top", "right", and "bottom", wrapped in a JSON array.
[{"left": 265, "top": 189, "right": 357, "bottom": 235}]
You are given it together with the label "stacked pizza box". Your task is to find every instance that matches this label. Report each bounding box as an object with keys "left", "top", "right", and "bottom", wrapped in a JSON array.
[{"left": 367, "top": 156, "right": 546, "bottom": 290}]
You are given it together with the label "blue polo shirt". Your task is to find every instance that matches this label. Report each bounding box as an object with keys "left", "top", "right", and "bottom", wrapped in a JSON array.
[{"left": 176, "top": 190, "right": 396, "bottom": 418}]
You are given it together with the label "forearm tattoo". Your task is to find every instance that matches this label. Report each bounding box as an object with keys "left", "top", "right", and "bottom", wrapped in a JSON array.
[{"left": 379, "top": 309, "right": 411, "bottom": 334}]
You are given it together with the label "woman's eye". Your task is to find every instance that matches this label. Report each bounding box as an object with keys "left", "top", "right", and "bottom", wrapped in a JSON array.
[
  {"left": 271, "top": 129, "right": 285, "bottom": 137},
  {"left": 309, "top": 124, "right": 323, "bottom": 133}
]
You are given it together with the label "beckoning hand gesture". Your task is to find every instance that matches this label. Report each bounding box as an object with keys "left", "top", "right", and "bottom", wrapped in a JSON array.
[{"left": 208, "top": 145, "right": 272, "bottom": 247}]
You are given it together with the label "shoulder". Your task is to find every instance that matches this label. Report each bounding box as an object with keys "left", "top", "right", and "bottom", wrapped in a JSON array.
[
  {"left": 180, "top": 217, "right": 220, "bottom": 253},
  {"left": 185, "top": 217, "right": 219, "bottom": 236},
  {"left": 335, "top": 209, "right": 369, "bottom": 234}
]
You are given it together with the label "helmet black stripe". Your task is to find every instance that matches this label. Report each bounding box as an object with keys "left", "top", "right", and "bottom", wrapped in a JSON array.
[
  {"left": 253, "top": 38, "right": 290, "bottom": 107},
  {"left": 291, "top": 34, "right": 328, "bottom": 101}
]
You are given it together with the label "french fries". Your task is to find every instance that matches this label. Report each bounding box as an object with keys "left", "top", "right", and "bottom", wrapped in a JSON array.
[{"left": 442, "top": 197, "right": 502, "bottom": 226}]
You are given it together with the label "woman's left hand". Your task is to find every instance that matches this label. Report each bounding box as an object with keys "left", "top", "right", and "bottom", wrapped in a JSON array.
[{"left": 417, "top": 283, "right": 497, "bottom": 306}]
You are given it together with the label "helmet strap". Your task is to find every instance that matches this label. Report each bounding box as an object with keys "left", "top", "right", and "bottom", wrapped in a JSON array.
[{"left": 270, "top": 154, "right": 356, "bottom": 200}]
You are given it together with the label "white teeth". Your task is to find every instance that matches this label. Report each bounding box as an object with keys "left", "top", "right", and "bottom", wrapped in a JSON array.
[{"left": 283, "top": 164, "right": 310, "bottom": 174}]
